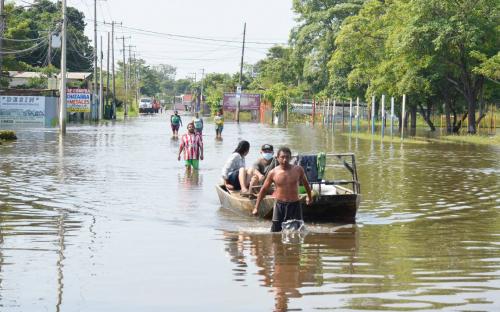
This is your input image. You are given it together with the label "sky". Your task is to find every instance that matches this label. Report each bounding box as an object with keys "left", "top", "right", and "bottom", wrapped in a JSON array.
[{"left": 14, "top": 0, "right": 297, "bottom": 79}]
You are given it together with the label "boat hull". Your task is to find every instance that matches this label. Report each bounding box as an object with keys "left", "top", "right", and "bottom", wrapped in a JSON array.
[{"left": 216, "top": 185, "right": 359, "bottom": 223}]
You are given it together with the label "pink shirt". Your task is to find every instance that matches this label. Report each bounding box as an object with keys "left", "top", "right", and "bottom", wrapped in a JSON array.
[{"left": 180, "top": 133, "right": 203, "bottom": 160}]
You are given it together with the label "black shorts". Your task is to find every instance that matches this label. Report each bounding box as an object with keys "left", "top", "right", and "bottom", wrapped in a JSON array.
[{"left": 271, "top": 200, "right": 303, "bottom": 232}]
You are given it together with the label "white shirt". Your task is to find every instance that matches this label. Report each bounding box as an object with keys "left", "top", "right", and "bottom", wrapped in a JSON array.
[{"left": 221, "top": 152, "right": 245, "bottom": 180}]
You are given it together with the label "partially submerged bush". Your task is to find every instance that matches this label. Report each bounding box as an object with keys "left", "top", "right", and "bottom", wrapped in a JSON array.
[{"left": 0, "top": 130, "right": 17, "bottom": 141}]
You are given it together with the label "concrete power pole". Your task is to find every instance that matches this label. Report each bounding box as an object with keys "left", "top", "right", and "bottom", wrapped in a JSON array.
[
  {"left": 47, "top": 32, "right": 52, "bottom": 66},
  {"left": 59, "top": 0, "right": 68, "bottom": 134},
  {"left": 104, "top": 22, "right": 121, "bottom": 119},
  {"left": 200, "top": 68, "right": 205, "bottom": 113},
  {"left": 0, "top": 0, "right": 5, "bottom": 78},
  {"left": 236, "top": 22, "right": 246, "bottom": 123},
  {"left": 107, "top": 22, "right": 120, "bottom": 119},
  {"left": 93, "top": 0, "right": 98, "bottom": 121},
  {"left": 132, "top": 53, "right": 137, "bottom": 110},
  {"left": 117, "top": 36, "right": 130, "bottom": 117},
  {"left": 99, "top": 35, "right": 103, "bottom": 119},
  {"left": 105, "top": 32, "right": 110, "bottom": 118},
  {"left": 134, "top": 53, "right": 139, "bottom": 108},
  {"left": 127, "top": 45, "right": 135, "bottom": 113}
]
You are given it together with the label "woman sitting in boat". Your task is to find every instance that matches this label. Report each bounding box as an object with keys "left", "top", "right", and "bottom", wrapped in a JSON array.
[{"left": 221, "top": 140, "right": 253, "bottom": 194}]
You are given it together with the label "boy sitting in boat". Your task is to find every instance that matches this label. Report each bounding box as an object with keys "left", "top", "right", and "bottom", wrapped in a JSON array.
[{"left": 253, "top": 146, "right": 312, "bottom": 232}]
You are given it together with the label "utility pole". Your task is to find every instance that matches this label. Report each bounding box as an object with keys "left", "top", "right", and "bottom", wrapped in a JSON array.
[
  {"left": 104, "top": 22, "right": 121, "bottom": 119},
  {"left": 189, "top": 72, "right": 196, "bottom": 113},
  {"left": 93, "top": 0, "right": 98, "bottom": 121},
  {"left": 47, "top": 32, "right": 52, "bottom": 66},
  {"left": 133, "top": 52, "right": 138, "bottom": 110},
  {"left": 126, "top": 45, "right": 135, "bottom": 113},
  {"left": 59, "top": 0, "right": 68, "bottom": 134},
  {"left": 236, "top": 22, "right": 246, "bottom": 123},
  {"left": 0, "top": 0, "right": 5, "bottom": 77},
  {"left": 200, "top": 68, "right": 205, "bottom": 113},
  {"left": 99, "top": 35, "right": 103, "bottom": 120},
  {"left": 134, "top": 52, "right": 140, "bottom": 108},
  {"left": 117, "top": 36, "right": 130, "bottom": 117},
  {"left": 112, "top": 23, "right": 116, "bottom": 119},
  {"left": 105, "top": 32, "right": 110, "bottom": 118}
]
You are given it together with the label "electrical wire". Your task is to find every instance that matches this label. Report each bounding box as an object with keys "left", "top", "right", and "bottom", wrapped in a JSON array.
[
  {"left": 0, "top": 38, "right": 48, "bottom": 55},
  {"left": 90, "top": 19, "right": 287, "bottom": 46},
  {"left": 0, "top": 37, "right": 46, "bottom": 42}
]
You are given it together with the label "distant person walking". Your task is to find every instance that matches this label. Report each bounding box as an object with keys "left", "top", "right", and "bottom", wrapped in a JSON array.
[
  {"left": 170, "top": 110, "right": 183, "bottom": 137},
  {"left": 214, "top": 110, "right": 224, "bottom": 139},
  {"left": 178, "top": 122, "right": 204, "bottom": 171},
  {"left": 253, "top": 146, "right": 312, "bottom": 232},
  {"left": 193, "top": 112, "right": 204, "bottom": 136}
]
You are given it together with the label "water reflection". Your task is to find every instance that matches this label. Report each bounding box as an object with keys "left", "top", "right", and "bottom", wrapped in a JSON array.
[
  {"left": 177, "top": 170, "right": 203, "bottom": 189},
  {"left": 223, "top": 226, "right": 358, "bottom": 311}
]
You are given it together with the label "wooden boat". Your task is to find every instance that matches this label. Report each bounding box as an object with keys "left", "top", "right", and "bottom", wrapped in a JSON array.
[{"left": 216, "top": 153, "right": 361, "bottom": 223}]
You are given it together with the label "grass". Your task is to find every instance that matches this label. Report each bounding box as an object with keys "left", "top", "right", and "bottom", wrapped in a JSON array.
[
  {"left": 116, "top": 107, "right": 139, "bottom": 119},
  {"left": 440, "top": 134, "right": 500, "bottom": 146},
  {"left": 342, "top": 132, "right": 430, "bottom": 144},
  {"left": 341, "top": 131, "right": 500, "bottom": 146},
  {"left": 0, "top": 130, "right": 17, "bottom": 141}
]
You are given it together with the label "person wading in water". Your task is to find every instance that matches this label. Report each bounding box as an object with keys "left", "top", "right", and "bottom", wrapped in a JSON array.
[
  {"left": 170, "top": 110, "right": 183, "bottom": 137},
  {"left": 178, "top": 122, "right": 204, "bottom": 172},
  {"left": 253, "top": 146, "right": 312, "bottom": 232}
]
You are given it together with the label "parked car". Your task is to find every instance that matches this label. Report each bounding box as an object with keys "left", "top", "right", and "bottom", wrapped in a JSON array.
[{"left": 139, "top": 98, "right": 153, "bottom": 114}]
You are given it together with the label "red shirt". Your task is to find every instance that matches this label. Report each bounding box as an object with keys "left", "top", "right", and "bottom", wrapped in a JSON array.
[{"left": 180, "top": 133, "right": 203, "bottom": 160}]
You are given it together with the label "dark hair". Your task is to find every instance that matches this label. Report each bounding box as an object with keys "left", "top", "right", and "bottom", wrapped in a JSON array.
[
  {"left": 234, "top": 140, "right": 250, "bottom": 156},
  {"left": 187, "top": 122, "right": 194, "bottom": 128},
  {"left": 277, "top": 146, "right": 292, "bottom": 157}
]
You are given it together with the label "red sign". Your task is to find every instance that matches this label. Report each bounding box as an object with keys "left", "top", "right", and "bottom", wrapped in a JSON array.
[{"left": 223, "top": 93, "right": 260, "bottom": 111}]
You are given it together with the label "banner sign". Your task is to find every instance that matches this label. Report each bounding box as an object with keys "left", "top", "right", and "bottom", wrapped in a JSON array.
[
  {"left": 0, "top": 96, "right": 45, "bottom": 124},
  {"left": 67, "top": 89, "right": 91, "bottom": 113},
  {"left": 223, "top": 93, "right": 260, "bottom": 111}
]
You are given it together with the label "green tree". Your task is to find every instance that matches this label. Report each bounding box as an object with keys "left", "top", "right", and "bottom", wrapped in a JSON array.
[
  {"left": 3, "top": 0, "right": 93, "bottom": 73},
  {"left": 397, "top": 0, "right": 500, "bottom": 133},
  {"left": 290, "top": 0, "right": 365, "bottom": 94}
]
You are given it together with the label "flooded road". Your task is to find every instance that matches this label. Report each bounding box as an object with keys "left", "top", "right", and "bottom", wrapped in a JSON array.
[{"left": 1, "top": 114, "right": 499, "bottom": 311}]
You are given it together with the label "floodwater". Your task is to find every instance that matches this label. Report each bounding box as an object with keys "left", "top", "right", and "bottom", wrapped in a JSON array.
[{"left": 0, "top": 114, "right": 499, "bottom": 311}]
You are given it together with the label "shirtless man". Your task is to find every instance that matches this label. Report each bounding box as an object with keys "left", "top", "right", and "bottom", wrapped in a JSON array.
[{"left": 252, "top": 146, "right": 312, "bottom": 232}]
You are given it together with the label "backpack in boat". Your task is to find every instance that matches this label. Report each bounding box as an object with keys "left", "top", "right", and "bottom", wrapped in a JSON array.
[{"left": 295, "top": 153, "right": 326, "bottom": 183}]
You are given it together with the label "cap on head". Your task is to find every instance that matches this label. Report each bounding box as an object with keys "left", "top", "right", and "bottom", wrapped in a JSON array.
[{"left": 261, "top": 144, "right": 273, "bottom": 152}]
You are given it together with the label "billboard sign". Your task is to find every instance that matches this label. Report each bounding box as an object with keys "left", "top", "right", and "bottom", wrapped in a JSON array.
[
  {"left": 67, "top": 89, "right": 91, "bottom": 113},
  {"left": 223, "top": 93, "right": 260, "bottom": 111},
  {"left": 0, "top": 96, "right": 46, "bottom": 124}
]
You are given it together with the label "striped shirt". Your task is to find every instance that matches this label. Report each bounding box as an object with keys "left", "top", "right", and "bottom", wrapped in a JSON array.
[{"left": 180, "top": 133, "right": 203, "bottom": 160}]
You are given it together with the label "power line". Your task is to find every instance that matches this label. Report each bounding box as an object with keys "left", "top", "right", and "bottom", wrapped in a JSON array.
[
  {"left": 88, "top": 19, "right": 287, "bottom": 46},
  {"left": 0, "top": 38, "right": 47, "bottom": 54}
]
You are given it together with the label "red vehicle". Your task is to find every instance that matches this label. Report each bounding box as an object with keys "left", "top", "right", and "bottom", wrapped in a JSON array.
[{"left": 152, "top": 99, "right": 160, "bottom": 113}]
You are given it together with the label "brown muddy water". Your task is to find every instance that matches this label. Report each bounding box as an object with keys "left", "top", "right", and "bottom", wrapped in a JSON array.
[{"left": 0, "top": 114, "right": 499, "bottom": 311}]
